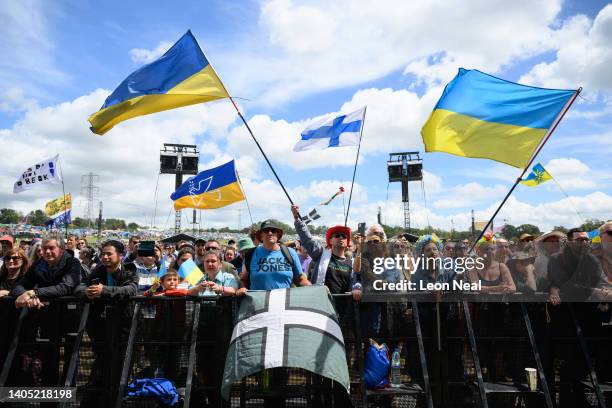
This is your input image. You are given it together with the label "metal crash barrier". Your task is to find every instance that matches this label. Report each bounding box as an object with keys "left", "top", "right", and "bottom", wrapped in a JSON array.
[{"left": 1, "top": 293, "right": 612, "bottom": 407}]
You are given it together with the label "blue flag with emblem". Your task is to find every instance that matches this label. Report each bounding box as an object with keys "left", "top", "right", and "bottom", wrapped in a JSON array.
[{"left": 294, "top": 107, "right": 366, "bottom": 151}]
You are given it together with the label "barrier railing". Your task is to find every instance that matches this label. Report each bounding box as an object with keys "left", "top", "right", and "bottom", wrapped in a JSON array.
[{"left": 1, "top": 294, "right": 611, "bottom": 407}]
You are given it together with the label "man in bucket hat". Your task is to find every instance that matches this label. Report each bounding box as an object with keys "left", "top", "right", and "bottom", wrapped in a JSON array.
[
  {"left": 291, "top": 205, "right": 361, "bottom": 300},
  {"left": 237, "top": 220, "right": 310, "bottom": 295}
]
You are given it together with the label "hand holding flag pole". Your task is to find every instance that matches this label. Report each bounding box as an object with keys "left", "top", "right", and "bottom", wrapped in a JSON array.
[{"left": 468, "top": 87, "right": 582, "bottom": 253}]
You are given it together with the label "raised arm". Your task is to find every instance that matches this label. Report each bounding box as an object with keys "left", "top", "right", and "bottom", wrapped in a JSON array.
[{"left": 291, "top": 205, "right": 324, "bottom": 260}]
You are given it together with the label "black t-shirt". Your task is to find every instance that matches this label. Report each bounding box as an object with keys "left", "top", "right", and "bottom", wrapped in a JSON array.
[{"left": 324, "top": 254, "right": 352, "bottom": 294}]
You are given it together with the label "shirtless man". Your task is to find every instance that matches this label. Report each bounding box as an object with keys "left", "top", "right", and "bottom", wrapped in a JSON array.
[{"left": 466, "top": 236, "right": 516, "bottom": 294}]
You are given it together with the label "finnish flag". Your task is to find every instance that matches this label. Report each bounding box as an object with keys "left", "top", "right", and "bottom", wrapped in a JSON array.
[{"left": 294, "top": 106, "right": 366, "bottom": 152}]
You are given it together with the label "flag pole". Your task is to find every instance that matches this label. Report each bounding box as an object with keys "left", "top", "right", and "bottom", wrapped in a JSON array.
[
  {"left": 342, "top": 191, "right": 346, "bottom": 223},
  {"left": 226, "top": 96, "right": 294, "bottom": 205},
  {"left": 235, "top": 169, "right": 254, "bottom": 226},
  {"left": 190, "top": 38, "right": 295, "bottom": 206},
  {"left": 469, "top": 88, "right": 582, "bottom": 253},
  {"left": 345, "top": 107, "right": 367, "bottom": 226},
  {"left": 57, "top": 153, "right": 69, "bottom": 239},
  {"left": 61, "top": 180, "right": 68, "bottom": 239}
]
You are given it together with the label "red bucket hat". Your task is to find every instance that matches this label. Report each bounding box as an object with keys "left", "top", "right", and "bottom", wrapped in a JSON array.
[{"left": 325, "top": 225, "right": 351, "bottom": 248}]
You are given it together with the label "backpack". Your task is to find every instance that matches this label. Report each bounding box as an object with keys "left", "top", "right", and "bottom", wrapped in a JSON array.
[
  {"left": 243, "top": 245, "right": 299, "bottom": 288},
  {"left": 363, "top": 340, "right": 390, "bottom": 389}
]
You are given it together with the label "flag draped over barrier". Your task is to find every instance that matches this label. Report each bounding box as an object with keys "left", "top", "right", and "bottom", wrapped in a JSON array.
[
  {"left": 13, "top": 155, "right": 63, "bottom": 194},
  {"left": 170, "top": 160, "right": 245, "bottom": 211},
  {"left": 221, "top": 286, "right": 349, "bottom": 400},
  {"left": 88, "top": 30, "right": 229, "bottom": 135},
  {"left": 421, "top": 68, "right": 575, "bottom": 168}
]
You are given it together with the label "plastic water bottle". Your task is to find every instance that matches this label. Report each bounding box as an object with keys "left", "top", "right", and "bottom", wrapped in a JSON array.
[{"left": 390, "top": 347, "right": 402, "bottom": 387}]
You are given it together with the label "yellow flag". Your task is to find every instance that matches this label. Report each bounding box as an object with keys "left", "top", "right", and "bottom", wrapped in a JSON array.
[{"left": 45, "top": 194, "right": 72, "bottom": 217}]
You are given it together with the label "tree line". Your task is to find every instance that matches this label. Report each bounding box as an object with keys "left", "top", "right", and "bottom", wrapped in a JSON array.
[
  {"left": 0, "top": 208, "right": 140, "bottom": 231},
  {"left": 1, "top": 208, "right": 604, "bottom": 239}
]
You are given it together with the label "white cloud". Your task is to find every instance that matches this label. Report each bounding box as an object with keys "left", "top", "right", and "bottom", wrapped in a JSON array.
[
  {"left": 0, "top": 90, "right": 238, "bottom": 225},
  {"left": 219, "top": 0, "right": 564, "bottom": 105},
  {"left": 433, "top": 182, "right": 507, "bottom": 209},
  {"left": 543, "top": 158, "right": 603, "bottom": 190},
  {"left": 129, "top": 41, "right": 173, "bottom": 64},
  {"left": 227, "top": 86, "right": 440, "bottom": 171},
  {"left": 0, "top": 87, "right": 39, "bottom": 113},
  {"left": 520, "top": 5, "right": 612, "bottom": 92}
]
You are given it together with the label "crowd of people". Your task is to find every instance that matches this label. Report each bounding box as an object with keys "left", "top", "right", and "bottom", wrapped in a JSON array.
[{"left": 0, "top": 210, "right": 610, "bottom": 406}]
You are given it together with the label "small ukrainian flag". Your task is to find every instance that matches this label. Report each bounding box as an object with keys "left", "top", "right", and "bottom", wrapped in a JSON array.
[
  {"left": 520, "top": 163, "right": 553, "bottom": 187},
  {"left": 178, "top": 259, "right": 204, "bottom": 286}
]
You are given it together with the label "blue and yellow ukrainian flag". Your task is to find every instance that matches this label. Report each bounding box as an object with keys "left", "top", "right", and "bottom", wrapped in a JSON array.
[
  {"left": 520, "top": 163, "right": 553, "bottom": 187},
  {"left": 88, "top": 30, "right": 228, "bottom": 135},
  {"left": 421, "top": 69, "right": 576, "bottom": 168},
  {"left": 178, "top": 259, "right": 204, "bottom": 286},
  {"left": 171, "top": 159, "right": 245, "bottom": 210}
]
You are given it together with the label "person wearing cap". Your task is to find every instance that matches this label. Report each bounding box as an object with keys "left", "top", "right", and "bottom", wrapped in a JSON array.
[
  {"left": 194, "top": 238, "right": 207, "bottom": 265},
  {"left": 518, "top": 233, "right": 536, "bottom": 252},
  {"left": 232, "top": 237, "right": 255, "bottom": 273},
  {"left": 548, "top": 228, "right": 611, "bottom": 304},
  {"left": 291, "top": 205, "right": 360, "bottom": 300},
  {"left": 507, "top": 251, "right": 537, "bottom": 294},
  {"left": 0, "top": 234, "right": 15, "bottom": 268},
  {"left": 237, "top": 220, "right": 309, "bottom": 295},
  {"left": 533, "top": 230, "right": 565, "bottom": 289},
  {"left": 12, "top": 234, "right": 81, "bottom": 308}
]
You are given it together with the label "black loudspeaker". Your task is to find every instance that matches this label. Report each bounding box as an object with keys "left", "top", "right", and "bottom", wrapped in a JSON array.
[
  {"left": 181, "top": 156, "right": 199, "bottom": 174},
  {"left": 160, "top": 154, "right": 178, "bottom": 173},
  {"left": 387, "top": 163, "right": 404, "bottom": 182},
  {"left": 407, "top": 163, "right": 423, "bottom": 181}
]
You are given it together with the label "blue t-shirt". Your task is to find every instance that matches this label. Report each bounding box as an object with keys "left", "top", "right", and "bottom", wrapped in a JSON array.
[
  {"left": 248, "top": 246, "right": 302, "bottom": 290},
  {"left": 209, "top": 271, "right": 239, "bottom": 289}
]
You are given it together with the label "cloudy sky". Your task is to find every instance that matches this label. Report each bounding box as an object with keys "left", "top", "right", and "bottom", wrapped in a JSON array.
[{"left": 0, "top": 0, "right": 610, "bottom": 232}]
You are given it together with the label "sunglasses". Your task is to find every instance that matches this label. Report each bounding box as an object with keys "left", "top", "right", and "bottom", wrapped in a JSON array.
[
  {"left": 606, "top": 230, "right": 612, "bottom": 236},
  {"left": 7, "top": 256, "right": 23, "bottom": 261},
  {"left": 573, "top": 237, "right": 590, "bottom": 242},
  {"left": 332, "top": 233, "right": 347, "bottom": 239},
  {"left": 262, "top": 228, "right": 279, "bottom": 234}
]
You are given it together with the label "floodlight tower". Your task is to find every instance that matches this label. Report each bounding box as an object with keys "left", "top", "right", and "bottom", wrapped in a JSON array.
[
  {"left": 160, "top": 144, "right": 199, "bottom": 233},
  {"left": 387, "top": 152, "right": 423, "bottom": 232}
]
